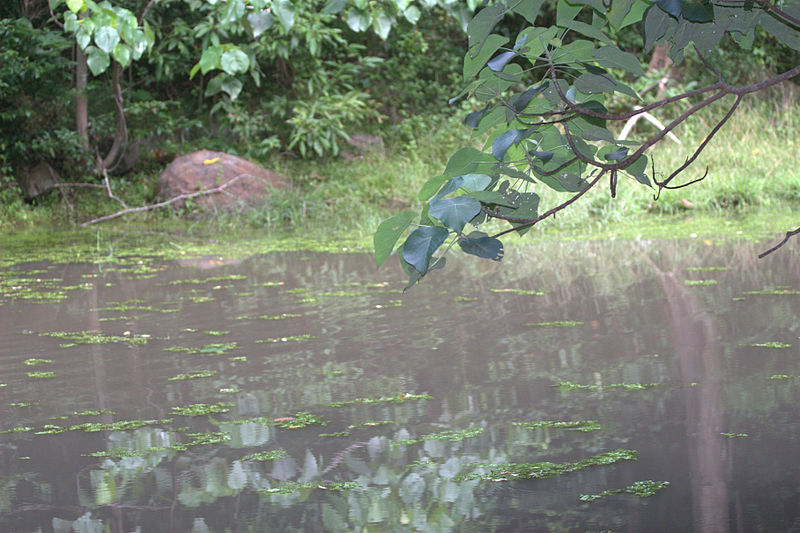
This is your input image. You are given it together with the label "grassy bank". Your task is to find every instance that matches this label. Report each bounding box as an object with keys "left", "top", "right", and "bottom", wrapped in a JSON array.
[{"left": 1, "top": 98, "right": 798, "bottom": 245}]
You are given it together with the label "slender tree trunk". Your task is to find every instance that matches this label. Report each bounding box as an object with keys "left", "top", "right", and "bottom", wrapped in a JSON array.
[
  {"left": 75, "top": 40, "right": 89, "bottom": 151},
  {"left": 101, "top": 62, "right": 127, "bottom": 171}
]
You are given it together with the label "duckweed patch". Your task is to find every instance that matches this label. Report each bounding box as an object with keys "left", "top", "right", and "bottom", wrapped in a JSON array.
[
  {"left": 684, "top": 279, "right": 718, "bottom": 286},
  {"left": 490, "top": 288, "right": 546, "bottom": 296},
  {"left": 23, "top": 358, "right": 53, "bottom": 366},
  {"left": 9, "top": 402, "right": 38, "bottom": 407},
  {"left": 228, "top": 356, "right": 247, "bottom": 362},
  {"left": 579, "top": 480, "right": 670, "bottom": 502},
  {"left": 461, "top": 449, "right": 638, "bottom": 482},
  {"left": 742, "top": 288, "right": 800, "bottom": 295},
  {"left": 27, "top": 371, "right": 55, "bottom": 379},
  {"left": 328, "top": 393, "right": 433, "bottom": 407},
  {"left": 513, "top": 420, "right": 602, "bottom": 432},
  {"left": 454, "top": 296, "right": 478, "bottom": 302},
  {"left": 527, "top": 321, "right": 584, "bottom": 327},
  {"left": 262, "top": 481, "right": 360, "bottom": 495},
  {"left": 272, "top": 412, "right": 328, "bottom": 429},
  {"left": 721, "top": 432, "right": 749, "bottom": 438},
  {"left": 171, "top": 402, "right": 235, "bottom": 416},
  {"left": 393, "top": 427, "right": 484, "bottom": 446},
  {"left": 767, "top": 374, "right": 800, "bottom": 380},
  {"left": 320, "top": 431, "right": 351, "bottom": 438},
  {"left": 167, "top": 370, "right": 217, "bottom": 381},
  {"left": 203, "top": 330, "right": 229, "bottom": 336},
  {"left": 241, "top": 450, "right": 288, "bottom": 461},
  {"left": 556, "top": 381, "right": 661, "bottom": 392},
  {"left": 165, "top": 342, "right": 238, "bottom": 355},
  {"left": 746, "top": 342, "right": 792, "bottom": 349},
  {"left": 41, "top": 330, "right": 150, "bottom": 346},
  {"left": 34, "top": 418, "right": 172, "bottom": 435}
]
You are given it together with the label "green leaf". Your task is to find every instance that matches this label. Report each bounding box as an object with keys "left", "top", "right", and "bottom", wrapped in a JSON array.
[
  {"left": 205, "top": 74, "right": 224, "bottom": 97},
  {"left": 604, "top": 147, "right": 629, "bottom": 161},
  {"left": 459, "top": 231, "right": 504, "bottom": 261},
  {"left": 402, "top": 226, "right": 449, "bottom": 275},
  {"left": 273, "top": 0, "right": 295, "bottom": 31},
  {"left": 492, "top": 128, "right": 528, "bottom": 161},
  {"left": 574, "top": 72, "right": 616, "bottom": 94},
  {"left": 198, "top": 45, "right": 222, "bottom": 76},
  {"left": 529, "top": 150, "right": 554, "bottom": 163},
  {"left": 467, "top": 3, "right": 505, "bottom": 51},
  {"left": 443, "top": 147, "right": 494, "bottom": 178},
  {"left": 460, "top": 173, "right": 492, "bottom": 192},
  {"left": 346, "top": 9, "right": 370, "bottom": 32},
  {"left": 221, "top": 77, "right": 243, "bottom": 100},
  {"left": 561, "top": 21, "right": 613, "bottom": 45},
  {"left": 464, "top": 34, "right": 508, "bottom": 79},
  {"left": 593, "top": 46, "right": 645, "bottom": 76},
  {"left": 643, "top": 4, "right": 670, "bottom": 50},
  {"left": 429, "top": 197, "right": 482, "bottom": 233},
  {"left": 556, "top": 0, "right": 583, "bottom": 25},
  {"left": 375, "top": 211, "right": 416, "bottom": 267},
  {"left": 468, "top": 190, "right": 519, "bottom": 207},
  {"left": 655, "top": 0, "right": 682, "bottom": 18},
  {"left": 510, "top": 0, "right": 544, "bottom": 24},
  {"left": 94, "top": 25, "right": 119, "bottom": 54},
  {"left": 321, "top": 0, "right": 346, "bottom": 15},
  {"left": 247, "top": 11, "right": 274, "bottom": 37},
  {"left": 419, "top": 176, "right": 449, "bottom": 202},
  {"left": 112, "top": 42, "right": 131, "bottom": 67},
  {"left": 66, "top": 0, "right": 83, "bottom": 13},
  {"left": 76, "top": 28, "right": 91, "bottom": 50},
  {"left": 681, "top": 0, "right": 713, "bottom": 22},
  {"left": 373, "top": 10, "right": 393, "bottom": 39},
  {"left": 220, "top": 48, "right": 249, "bottom": 75},
  {"left": 403, "top": 5, "right": 421, "bottom": 24},
  {"left": 86, "top": 46, "right": 110, "bottom": 75},
  {"left": 488, "top": 51, "right": 516, "bottom": 72},
  {"left": 496, "top": 192, "right": 539, "bottom": 235}
]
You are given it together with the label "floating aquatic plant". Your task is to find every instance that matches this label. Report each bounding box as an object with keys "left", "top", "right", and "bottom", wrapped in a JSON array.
[
  {"left": 165, "top": 342, "right": 238, "bottom": 355},
  {"left": 171, "top": 402, "right": 234, "bottom": 416},
  {"left": 272, "top": 412, "right": 328, "bottom": 429},
  {"left": 27, "top": 371, "right": 55, "bottom": 379},
  {"left": 259, "top": 313, "right": 302, "bottom": 320},
  {"left": 556, "top": 381, "right": 661, "bottom": 392},
  {"left": 580, "top": 480, "right": 670, "bottom": 502},
  {"left": 256, "top": 334, "right": 315, "bottom": 344},
  {"left": 328, "top": 393, "right": 432, "bottom": 407},
  {"left": 742, "top": 288, "right": 800, "bottom": 295},
  {"left": 241, "top": 450, "right": 288, "bottom": 461},
  {"left": 490, "top": 288, "right": 546, "bottom": 295},
  {"left": 721, "top": 432, "right": 749, "bottom": 438},
  {"left": 684, "top": 279, "right": 718, "bottom": 286},
  {"left": 513, "top": 420, "right": 602, "bottom": 432},
  {"left": 261, "top": 481, "right": 359, "bottom": 494},
  {"left": 685, "top": 266, "right": 731, "bottom": 272},
  {"left": 746, "top": 342, "right": 792, "bottom": 349},
  {"left": 767, "top": 374, "right": 800, "bottom": 380},
  {"left": 23, "top": 358, "right": 53, "bottom": 366},
  {"left": 34, "top": 418, "right": 172, "bottom": 435},
  {"left": 167, "top": 370, "right": 217, "bottom": 381},
  {"left": 460, "top": 449, "right": 638, "bottom": 482},
  {"left": 41, "top": 330, "right": 150, "bottom": 346},
  {"left": 203, "top": 330, "right": 230, "bottom": 336},
  {"left": 393, "top": 427, "right": 484, "bottom": 446}
]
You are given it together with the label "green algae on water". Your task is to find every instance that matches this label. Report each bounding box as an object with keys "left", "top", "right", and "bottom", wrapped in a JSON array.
[
  {"left": 203, "top": 330, "right": 229, "bottom": 336},
  {"left": 262, "top": 481, "right": 359, "bottom": 495},
  {"left": 165, "top": 342, "right": 238, "bottom": 355},
  {"left": 461, "top": 449, "right": 638, "bottom": 482},
  {"left": 684, "top": 279, "right": 718, "bottom": 286},
  {"left": 556, "top": 381, "right": 661, "bottom": 392},
  {"left": 167, "top": 370, "right": 217, "bottom": 381},
  {"left": 27, "top": 371, "right": 55, "bottom": 379},
  {"left": 256, "top": 334, "right": 315, "bottom": 344},
  {"left": 241, "top": 450, "right": 288, "bottom": 461},
  {"left": 746, "top": 342, "right": 792, "bottom": 349},
  {"left": 527, "top": 321, "right": 583, "bottom": 327},
  {"left": 328, "top": 393, "right": 433, "bottom": 407},
  {"left": 580, "top": 480, "right": 670, "bottom": 502},
  {"left": 272, "top": 412, "right": 328, "bottom": 429},
  {"left": 392, "top": 427, "right": 484, "bottom": 446},
  {"left": 41, "top": 330, "right": 150, "bottom": 346},
  {"left": 171, "top": 402, "right": 234, "bottom": 416},
  {"left": 23, "top": 358, "right": 53, "bottom": 366},
  {"left": 513, "top": 420, "right": 602, "bottom": 432},
  {"left": 721, "top": 432, "right": 749, "bottom": 438}
]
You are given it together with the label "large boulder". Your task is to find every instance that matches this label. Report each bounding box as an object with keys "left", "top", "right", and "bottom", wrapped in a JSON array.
[{"left": 156, "top": 150, "right": 288, "bottom": 210}]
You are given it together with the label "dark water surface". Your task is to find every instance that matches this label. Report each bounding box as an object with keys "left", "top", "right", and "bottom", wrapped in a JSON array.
[{"left": 1, "top": 238, "right": 799, "bottom": 532}]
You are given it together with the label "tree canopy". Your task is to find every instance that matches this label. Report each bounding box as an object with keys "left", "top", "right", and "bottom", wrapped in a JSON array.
[{"left": 374, "top": 0, "right": 800, "bottom": 289}]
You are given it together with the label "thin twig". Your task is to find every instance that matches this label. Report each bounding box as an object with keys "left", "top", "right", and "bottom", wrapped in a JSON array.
[
  {"left": 102, "top": 167, "right": 128, "bottom": 209},
  {"left": 80, "top": 174, "right": 252, "bottom": 227}
]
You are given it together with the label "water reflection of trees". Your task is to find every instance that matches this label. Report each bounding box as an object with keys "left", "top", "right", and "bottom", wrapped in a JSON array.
[{"left": 1, "top": 240, "right": 799, "bottom": 532}]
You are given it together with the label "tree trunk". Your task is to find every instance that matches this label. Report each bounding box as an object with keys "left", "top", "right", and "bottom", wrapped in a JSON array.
[
  {"left": 75, "top": 39, "right": 89, "bottom": 151},
  {"left": 101, "top": 62, "right": 127, "bottom": 171}
]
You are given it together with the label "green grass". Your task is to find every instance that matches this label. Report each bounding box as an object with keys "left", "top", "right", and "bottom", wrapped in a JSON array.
[{"left": 1, "top": 99, "right": 798, "bottom": 243}]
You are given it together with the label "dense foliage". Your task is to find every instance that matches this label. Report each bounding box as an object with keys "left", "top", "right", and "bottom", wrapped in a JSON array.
[{"left": 375, "top": 0, "right": 800, "bottom": 288}]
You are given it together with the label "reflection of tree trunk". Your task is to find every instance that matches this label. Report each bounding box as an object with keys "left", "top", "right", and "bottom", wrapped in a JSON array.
[
  {"left": 661, "top": 272, "right": 729, "bottom": 533},
  {"left": 89, "top": 283, "right": 112, "bottom": 425}
]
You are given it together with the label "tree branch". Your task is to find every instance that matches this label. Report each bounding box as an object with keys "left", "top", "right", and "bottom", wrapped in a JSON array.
[
  {"left": 758, "top": 226, "right": 800, "bottom": 258},
  {"left": 80, "top": 174, "right": 253, "bottom": 227}
]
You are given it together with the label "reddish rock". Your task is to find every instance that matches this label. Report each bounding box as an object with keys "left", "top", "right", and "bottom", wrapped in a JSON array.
[{"left": 156, "top": 150, "right": 288, "bottom": 210}]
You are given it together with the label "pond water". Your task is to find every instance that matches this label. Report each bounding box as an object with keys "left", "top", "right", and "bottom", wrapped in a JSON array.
[{"left": 1, "top": 236, "right": 798, "bottom": 532}]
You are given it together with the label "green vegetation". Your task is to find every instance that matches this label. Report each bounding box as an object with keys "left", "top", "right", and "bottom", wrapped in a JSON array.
[
  {"left": 513, "top": 420, "right": 602, "bottom": 432},
  {"left": 527, "top": 321, "right": 584, "bottom": 327},
  {"left": 557, "top": 381, "right": 661, "bottom": 392},
  {"left": 165, "top": 342, "right": 238, "bottom": 355},
  {"left": 393, "top": 427, "right": 484, "bottom": 446},
  {"left": 271, "top": 412, "right": 328, "bottom": 429},
  {"left": 171, "top": 402, "right": 234, "bottom": 416},
  {"left": 328, "top": 393, "right": 433, "bottom": 407},
  {"left": 241, "top": 450, "right": 288, "bottom": 462},
  {"left": 167, "top": 370, "right": 217, "bottom": 381},
  {"left": 41, "top": 330, "right": 150, "bottom": 346},
  {"left": 580, "top": 480, "right": 670, "bottom": 502},
  {"left": 721, "top": 432, "right": 749, "bottom": 438},
  {"left": 684, "top": 279, "right": 718, "bottom": 286},
  {"left": 460, "top": 449, "right": 638, "bottom": 482},
  {"left": 746, "top": 342, "right": 792, "bottom": 349},
  {"left": 26, "top": 371, "right": 55, "bottom": 379}
]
